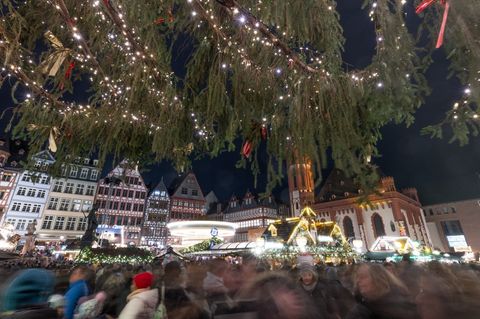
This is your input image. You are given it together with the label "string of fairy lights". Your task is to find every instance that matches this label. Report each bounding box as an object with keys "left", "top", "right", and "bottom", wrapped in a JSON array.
[{"left": 0, "top": 0, "right": 478, "bottom": 147}]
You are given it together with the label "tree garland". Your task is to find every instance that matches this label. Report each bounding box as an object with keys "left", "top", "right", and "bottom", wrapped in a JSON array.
[{"left": 0, "top": 0, "right": 477, "bottom": 192}]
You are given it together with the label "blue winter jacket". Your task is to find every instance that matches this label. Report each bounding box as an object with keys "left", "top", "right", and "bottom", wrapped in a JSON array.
[{"left": 64, "top": 280, "right": 89, "bottom": 319}]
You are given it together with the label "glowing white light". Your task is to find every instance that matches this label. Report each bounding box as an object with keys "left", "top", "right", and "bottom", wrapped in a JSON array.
[
  {"left": 465, "top": 88, "right": 471, "bottom": 95},
  {"left": 239, "top": 15, "right": 246, "bottom": 24},
  {"left": 377, "top": 82, "right": 383, "bottom": 88},
  {"left": 191, "top": 11, "right": 197, "bottom": 16},
  {"left": 275, "top": 68, "right": 282, "bottom": 75}
]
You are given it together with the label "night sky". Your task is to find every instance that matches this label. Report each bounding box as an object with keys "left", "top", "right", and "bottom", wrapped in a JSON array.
[{"left": 1, "top": 2, "right": 479, "bottom": 206}]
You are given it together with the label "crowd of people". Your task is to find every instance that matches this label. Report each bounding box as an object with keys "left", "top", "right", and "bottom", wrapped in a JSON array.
[{"left": 1, "top": 255, "right": 480, "bottom": 319}]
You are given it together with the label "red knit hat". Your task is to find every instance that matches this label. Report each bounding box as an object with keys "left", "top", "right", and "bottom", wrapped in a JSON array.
[{"left": 133, "top": 272, "right": 154, "bottom": 289}]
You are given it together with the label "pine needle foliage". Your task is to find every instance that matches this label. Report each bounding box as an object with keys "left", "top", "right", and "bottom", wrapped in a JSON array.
[{"left": 0, "top": 0, "right": 478, "bottom": 192}]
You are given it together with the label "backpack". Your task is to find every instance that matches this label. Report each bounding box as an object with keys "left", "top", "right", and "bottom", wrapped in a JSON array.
[{"left": 154, "top": 282, "right": 167, "bottom": 319}]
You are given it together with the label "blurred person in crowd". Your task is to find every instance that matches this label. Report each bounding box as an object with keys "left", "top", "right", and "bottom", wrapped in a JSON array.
[
  {"left": 203, "top": 258, "right": 231, "bottom": 305},
  {"left": 118, "top": 271, "right": 158, "bottom": 319},
  {"left": 0, "top": 269, "right": 58, "bottom": 319},
  {"left": 48, "top": 294, "right": 65, "bottom": 318},
  {"left": 98, "top": 271, "right": 127, "bottom": 317},
  {"left": 346, "top": 263, "right": 419, "bottom": 319},
  {"left": 162, "top": 261, "right": 208, "bottom": 319},
  {"left": 65, "top": 266, "right": 90, "bottom": 319},
  {"left": 240, "top": 271, "right": 318, "bottom": 319},
  {"left": 416, "top": 262, "right": 480, "bottom": 319},
  {"left": 74, "top": 291, "right": 107, "bottom": 319}
]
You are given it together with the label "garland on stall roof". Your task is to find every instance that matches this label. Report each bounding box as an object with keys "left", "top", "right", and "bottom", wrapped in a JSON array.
[{"left": 75, "top": 247, "right": 154, "bottom": 264}]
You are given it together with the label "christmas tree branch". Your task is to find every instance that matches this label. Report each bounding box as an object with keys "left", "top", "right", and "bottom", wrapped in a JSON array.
[
  {"left": 54, "top": 0, "right": 108, "bottom": 79},
  {"left": 215, "top": 0, "right": 320, "bottom": 74},
  {"left": 100, "top": 0, "right": 171, "bottom": 86}
]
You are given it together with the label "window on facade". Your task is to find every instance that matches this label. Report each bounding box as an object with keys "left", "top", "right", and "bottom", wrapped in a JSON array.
[
  {"left": 32, "top": 204, "right": 41, "bottom": 213},
  {"left": 80, "top": 168, "right": 89, "bottom": 179},
  {"left": 451, "top": 207, "right": 456, "bottom": 213},
  {"left": 181, "top": 188, "right": 188, "bottom": 195},
  {"left": 120, "top": 202, "right": 126, "bottom": 210},
  {"left": 133, "top": 204, "right": 139, "bottom": 211},
  {"left": 21, "top": 174, "right": 31, "bottom": 182},
  {"left": 59, "top": 199, "right": 70, "bottom": 211},
  {"left": 42, "top": 216, "right": 54, "bottom": 229},
  {"left": 141, "top": 192, "right": 146, "bottom": 199},
  {"left": 109, "top": 215, "right": 116, "bottom": 225},
  {"left": 48, "top": 198, "right": 59, "bottom": 210},
  {"left": 64, "top": 183, "right": 74, "bottom": 194},
  {"left": 441, "top": 220, "right": 464, "bottom": 236},
  {"left": 372, "top": 213, "right": 386, "bottom": 238},
  {"left": 343, "top": 216, "right": 355, "bottom": 238},
  {"left": 54, "top": 217, "right": 65, "bottom": 230},
  {"left": 22, "top": 204, "right": 32, "bottom": 212},
  {"left": 443, "top": 207, "right": 449, "bottom": 214},
  {"left": 75, "top": 184, "right": 85, "bottom": 195},
  {"left": 69, "top": 166, "right": 78, "bottom": 177},
  {"left": 139, "top": 204, "right": 144, "bottom": 212},
  {"left": 128, "top": 190, "right": 134, "bottom": 198},
  {"left": 36, "top": 190, "right": 45, "bottom": 198},
  {"left": 6, "top": 219, "right": 16, "bottom": 226},
  {"left": 86, "top": 185, "right": 95, "bottom": 196},
  {"left": 135, "top": 191, "right": 141, "bottom": 199},
  {"left": 116, "top": 188, "right": 122, "bottom": 197},
  {"left": 65, "top": 217, "right": 77, "bottom": 230},
  {"left": 90, "top": 170, "right": 98, "bottom": 180},
  {"left": 191, "top": 189, "right": 198, "bottom": 196},
  {"left": 99, "top": 200, "right": 106, "bottom": 208},
  {"left": 17, "top": 187, "right": 26, "bottom": 196},
  {"left": 71, "top": 199, "right": 82, "bottom": 212},
  {"left": 53, "top": 181, "right": 63, "bottom": 192},
  {"left": 82, "top": 200, "right": 93, "bottom": 211},
  {"left": 16, "top": 219, "right": 27, "bottom": 230},
  {"left": 2, "top": 174, "right": 12, "bottom": 181},
  {"left": 122, "top": 189, "right": 128, "bottom": 197},
  {"left": 113, "top": 202, "right": 119, "bottom": 210},
  {"left": 429, "top": 209, "right": 434, "bottom": 216},
  {"left": 126, "top": 203, "right": 132, "bottom": 210},
  {"left": 77, "top": 218, "right": 87, "bottom": 231},
  {"left": 26, "top": 188, "right": 36, "bottom": 197},
  {"left": 40, "top": 176, "right": 49, "bottom": 184}
]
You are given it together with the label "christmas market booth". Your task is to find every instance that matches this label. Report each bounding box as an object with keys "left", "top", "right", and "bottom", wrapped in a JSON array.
[{"left": 255, "top": 207, "right": 357, "bottom": 265}]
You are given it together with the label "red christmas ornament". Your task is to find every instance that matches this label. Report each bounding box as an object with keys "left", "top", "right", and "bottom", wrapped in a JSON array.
[
  {"left": 261, "top": 126, "right": 267, "bottom": 140},
  {"left": 59, "top": 61, "right": 75, "bottom": 90},
  {"left": 242, "top": 140, "right": 253, "bottom": 158},
  {"left": 415, "top": 0, "right": 450, "bottom": 48},
  {"left": 154, "top": 9, "right": 174, "bottom": 25}
]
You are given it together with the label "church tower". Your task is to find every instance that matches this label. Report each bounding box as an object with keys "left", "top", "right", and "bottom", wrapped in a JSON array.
[{"left": 288, "top": 156, "right": 315, "bottom": 216}]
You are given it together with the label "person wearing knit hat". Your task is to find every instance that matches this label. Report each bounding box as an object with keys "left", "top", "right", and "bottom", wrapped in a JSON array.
[
  {"left": 118, "top": 272, "right": 158, "bottom": 319},
  {"left": 297, "top": 263, "right": 336, "bottom": 319},
  {"left": 1, "top": 269, "right": 59, "bottom": 319}
]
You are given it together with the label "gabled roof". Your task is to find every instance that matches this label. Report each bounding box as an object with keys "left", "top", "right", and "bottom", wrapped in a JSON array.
[
  {"left": 32, "top": 150, "right": 55, "bottom": 163},
  {"left": 149, "top": 178, "right": 169, "bottom": 197},
  {"left": 205, "top": 191, "right": 218, "bottom": 205},
  {"left": 317, "top": 169, "right": 359, "bottom": 202},
  {"left": 169, "top": 171, "right": 205, "bottom": 200}
]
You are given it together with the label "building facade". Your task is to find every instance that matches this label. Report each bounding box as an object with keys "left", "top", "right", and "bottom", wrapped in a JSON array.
[
  {"left": 95, "top": 161, "right": 148, "bottom": 246},
  {"left": 37, "top": 158, "right": 100, "bottom": 242},
  {"left": 224, "top": 191, "right": 282, "bottom": 242},
  {"left": 141, "top": 179, "right": 170, "bottom": 247},
  {"left": 0, "top": 139, "right": 28, "bottom": 222},
  {"left": 1, "top": 151, "right": 54, "bottom": 236},
  {"left": 424, "top": 199, "right": 480, "bottom": 252},
  {"left": 309, "top": 169, "right": 431, "bottom": 250},
  {"left": 169, "top": 172, "right": 206, "bottom": 221}
]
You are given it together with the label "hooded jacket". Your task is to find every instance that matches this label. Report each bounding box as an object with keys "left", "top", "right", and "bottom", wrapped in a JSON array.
[{"left": 118, "top": 288, "right": 159, "bottom": 319}]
